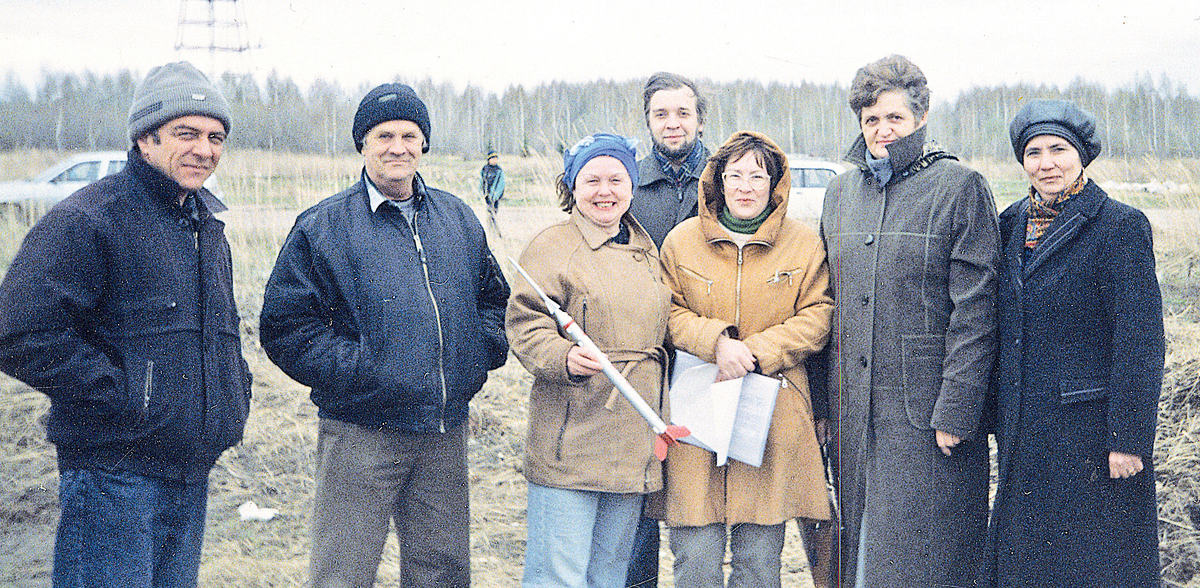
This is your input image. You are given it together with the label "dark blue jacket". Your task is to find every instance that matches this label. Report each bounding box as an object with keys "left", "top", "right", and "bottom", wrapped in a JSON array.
[
  {"left": 259, "top": 173, "right": 509, "bottom": 433},
  {"left": 981, "top": 180, "right": 1163, "bottom": 587},
  {"left": 0, "top": 150, "right": 252, "bottom": 482}
]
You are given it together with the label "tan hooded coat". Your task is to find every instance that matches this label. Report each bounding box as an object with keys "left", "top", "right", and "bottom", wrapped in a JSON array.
[{"left": 656, "top": 131, "right": 833, "bottom": 526}]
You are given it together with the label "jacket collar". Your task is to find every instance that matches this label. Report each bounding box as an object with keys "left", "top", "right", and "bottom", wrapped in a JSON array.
[
  {"left": 844, "top": 125, "right": 928, "bottom": 178},
  {"left": 638, "top": 143, "right": 710, "bottom": 188},
  {"left": 696, "top": 131, "right": 789, "bottom": 246},
  {"left": 362, "top": 169, "right": 429, "bottom": 212},
  {"left": 1019, "top": 179, "right": 1107, "bottom": 278},
  {"left": 127, "top": 148, "right": 226, "bottom": 214},
  {"left": 571, "top": 207, "right": 655, "bottom": 252}
]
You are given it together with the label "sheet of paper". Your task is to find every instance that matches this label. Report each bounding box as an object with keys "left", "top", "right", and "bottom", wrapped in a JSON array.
[
  {"left": 668, "top": 360, "right": 728, "bottom": 464},
  {"left": 670, "top": 350, "right": 708, "bottom": 387},
  {"left": 725, "top": 373, "right": 780, "bottom": 467},
  {"left": 668, "top": 351, "right": 779, "bottom": 467}
]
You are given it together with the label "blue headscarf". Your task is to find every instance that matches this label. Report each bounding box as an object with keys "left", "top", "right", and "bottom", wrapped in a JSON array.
[{"left": 563, "top": 133, "right": 639, "bottom": 189}]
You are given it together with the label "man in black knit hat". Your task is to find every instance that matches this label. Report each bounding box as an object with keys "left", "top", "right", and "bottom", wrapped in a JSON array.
[
  {"left": 0, "top": 61, "right": 251, "bottom": 588},
  {"left": 260, "top": 82, "right": 510, "bottom": 588}
]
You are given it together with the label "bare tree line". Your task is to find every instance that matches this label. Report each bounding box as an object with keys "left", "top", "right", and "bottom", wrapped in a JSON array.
[{"left": 1, "top": 69, "right": 1195, "bottom": 160}]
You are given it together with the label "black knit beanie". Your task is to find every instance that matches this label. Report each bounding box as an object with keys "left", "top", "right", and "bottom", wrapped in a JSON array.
[{"left": 352, "top": 83, "right": 431, "bottom": 153}]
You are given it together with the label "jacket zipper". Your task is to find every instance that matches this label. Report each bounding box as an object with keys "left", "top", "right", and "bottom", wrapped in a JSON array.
[
  {"left": 411, "top": 217, "right": 450, "bottom": 433},
  {"left": 555, "top": 400, "right": 572, "bottom": 461},
  {"left": 143, "top": 359, "right": 155, "bottom": 414},
  {"left": 581, "top": 296, "right": 588, "bottom": 332},
  {"left": 735, "top": 246, "right": 744, "bottom": 328}
]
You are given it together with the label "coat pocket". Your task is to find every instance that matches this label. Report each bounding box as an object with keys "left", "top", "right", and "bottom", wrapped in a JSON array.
[
  {"left": 765, "top": 266, "right": 806, "bottom": 287},
  {"left": 113, "top": 354, "right": 154, "bottom": 433},
  {"left": 901, "top": 334, "right": 945, "bottom": 430},
  {"left": 1059, "top": 379, "right": 1108, "bottom": 404},
  {"left": 677, "top": 264, "right": 714, "bottom": 296}
]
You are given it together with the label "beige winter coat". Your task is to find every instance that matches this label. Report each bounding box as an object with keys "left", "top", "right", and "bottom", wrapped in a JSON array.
[
  {"left": 656, "top": 131, "right": 834, "bottom": 526},
  {"left": 506, "top": 208, "right": 673, "bottom": 493}
]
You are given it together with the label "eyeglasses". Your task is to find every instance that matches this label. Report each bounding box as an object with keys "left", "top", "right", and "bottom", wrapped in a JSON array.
[{"left": 721, "top": 171, "right": 770, "bottom": 190}]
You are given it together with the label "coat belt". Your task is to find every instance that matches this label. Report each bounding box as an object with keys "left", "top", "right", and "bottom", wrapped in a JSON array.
[{"left": 600, "top": 345, "right": 669, "bottom": 412}]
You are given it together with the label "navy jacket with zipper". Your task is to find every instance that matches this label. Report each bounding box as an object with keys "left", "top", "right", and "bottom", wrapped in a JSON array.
[
  {"left": 0, "top": 150, "right": 252, "bottom": 482},
  {"left": 259, "top": 173, "right": 509, "bottom": 433}
]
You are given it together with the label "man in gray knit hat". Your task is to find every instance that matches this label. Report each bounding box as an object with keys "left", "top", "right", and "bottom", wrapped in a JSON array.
[{"left": 0, "top": 61, "right": 250, "bottom": 588}]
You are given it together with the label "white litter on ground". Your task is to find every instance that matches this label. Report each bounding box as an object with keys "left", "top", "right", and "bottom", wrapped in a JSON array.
[{"left": 238, "top": 500, "right": 280, "bottom": 521}]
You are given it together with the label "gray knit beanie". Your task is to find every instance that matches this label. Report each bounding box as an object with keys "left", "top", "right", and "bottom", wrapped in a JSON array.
[{"left": 128, "top": 61, "right": 231, "bottom": 142}]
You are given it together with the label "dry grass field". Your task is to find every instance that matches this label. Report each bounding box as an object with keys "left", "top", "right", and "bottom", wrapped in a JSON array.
[{"left": 0, "top": 149, "right": 1197, "bottom": 587}]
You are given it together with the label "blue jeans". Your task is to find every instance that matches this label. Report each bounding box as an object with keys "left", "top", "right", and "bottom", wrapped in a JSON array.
[
  {"left": 53, "top": 468, "right": 209, "bottom": 588},
  {"left": 522, "top": 482, "right": 643, "bottom": 588}
]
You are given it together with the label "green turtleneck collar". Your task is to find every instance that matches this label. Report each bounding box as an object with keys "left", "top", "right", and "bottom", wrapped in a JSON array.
[{"left": 718, "top": 203, "right": 774, "bottom": 234}]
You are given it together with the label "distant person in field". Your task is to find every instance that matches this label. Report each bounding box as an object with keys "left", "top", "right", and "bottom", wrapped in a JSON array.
[
  {"left": 259, "top": 82, "right": 510, "bottom": 588},
  {"left": 0, "top": 61, "right": 251, "bottom": 588},
  {"left": 625, "top": 71, "right": 711, "bottom": 588},
  {"left": 481, "top": 149, "right": 505, "bottom": 222},
  {"left": 978, "top": 99, "right": 1164, "bottom": 588}
]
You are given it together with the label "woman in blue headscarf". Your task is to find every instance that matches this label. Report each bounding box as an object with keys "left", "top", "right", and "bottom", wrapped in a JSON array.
[{"left": 506, "top": 133, "right": 674, "bottom": 588}]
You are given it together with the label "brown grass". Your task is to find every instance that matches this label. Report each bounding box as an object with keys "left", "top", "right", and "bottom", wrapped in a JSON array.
[{"left": 0, "top": 150, "right": 1197, "bottom": 587}]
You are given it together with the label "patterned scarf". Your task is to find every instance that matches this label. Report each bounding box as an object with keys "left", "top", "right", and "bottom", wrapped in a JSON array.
[
  {"left": 654, "top": 141, "right": 705, "bottom": 188},
  {"left": 1025, "top": 174, "right": 1087, "bottom": 249}
]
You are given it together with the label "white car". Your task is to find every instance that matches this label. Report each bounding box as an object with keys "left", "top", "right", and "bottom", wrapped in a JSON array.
[
  {"left": 0, "top": 151, "right": 129, "bottom": 213},
  {"left": 785, "top": 155, "right": 845, "bottom": 220},
  {"left": 0, "top": 151, "right": 221, "bottom": 217}
]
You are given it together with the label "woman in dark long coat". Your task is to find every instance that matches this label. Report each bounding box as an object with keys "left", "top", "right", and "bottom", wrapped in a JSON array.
[
  {"left": 980, "top": 99, "right": 1164, "bottom": 587},
  {"left": 819, "top": 55, "right": 999, "bottom": 588}
]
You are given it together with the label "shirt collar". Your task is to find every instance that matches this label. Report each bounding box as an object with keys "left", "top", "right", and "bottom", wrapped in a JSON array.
[
  {"left": 366, "top": 175, "right": 390, "bottom": 212},
  {"left": 365, "top": 170, "right": 424, "bottom": 212}
]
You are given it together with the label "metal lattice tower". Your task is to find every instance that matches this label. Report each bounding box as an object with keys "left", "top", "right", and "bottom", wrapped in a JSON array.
[{"left": 174, "top": 0, "right": 253, "bottom": 78}]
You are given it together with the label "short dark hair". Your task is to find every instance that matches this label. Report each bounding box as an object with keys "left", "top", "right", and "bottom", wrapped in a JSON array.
[
  {"left": 642, "top": 72, "right": 706, "bottom": 126},
  {"left": 706, "top": 133, "right": 784, "bottom": 212},
  {"left": 848, "top": 55, "right": 930, "bottom": 120}
]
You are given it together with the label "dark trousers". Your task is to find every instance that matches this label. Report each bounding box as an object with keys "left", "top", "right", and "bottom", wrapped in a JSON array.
[
  {"left": 53, "top": 468, "right": 208, "bottom": 588},
  {"left": 310, "top": 418, "right": 470, "bottom": 588},
  {"left": 625, "top": 515, "right": 660, "bottom": 587}
]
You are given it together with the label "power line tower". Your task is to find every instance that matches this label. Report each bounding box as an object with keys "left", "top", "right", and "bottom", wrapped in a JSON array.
[{"left": 174, "top": 0, "right": 254, "bottom": 79}]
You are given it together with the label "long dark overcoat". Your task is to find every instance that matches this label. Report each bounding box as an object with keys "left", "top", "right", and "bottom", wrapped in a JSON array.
[
  {"left": 819, "top": 126, "right": 999, "bottom": 588},
  {"left": 980, "top": 180, "right": 1163, "bottom": 587}
]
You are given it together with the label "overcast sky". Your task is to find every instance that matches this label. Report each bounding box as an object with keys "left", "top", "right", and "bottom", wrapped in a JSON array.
[{"left": 4, "top": 0, "right": 1199, "bottom": 101}]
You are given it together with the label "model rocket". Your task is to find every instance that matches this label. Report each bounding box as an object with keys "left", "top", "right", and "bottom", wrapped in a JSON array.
[{"left": 508, "top": 257, "right": 689, "bottom": 460}]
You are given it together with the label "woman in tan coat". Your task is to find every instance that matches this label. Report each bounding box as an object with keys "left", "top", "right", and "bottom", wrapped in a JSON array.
[
  {"left": 658, "top": 131, "right": 833, "bottom": 588},
  {"left": 506, "top": 133, "right": 673, "bottom": 588}
]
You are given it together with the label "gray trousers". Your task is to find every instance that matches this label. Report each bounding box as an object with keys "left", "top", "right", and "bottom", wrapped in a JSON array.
[
  {"left": 668, "top": 522, "right": 786, "bottom": 588},
  {"left": 309, "top": 418, "right": 470, "bottom": 588}
]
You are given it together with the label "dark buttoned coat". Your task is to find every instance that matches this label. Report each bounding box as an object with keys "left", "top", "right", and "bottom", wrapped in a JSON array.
[{"left": 980, "top": 180, "right": 1163, "bottom": 588}]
